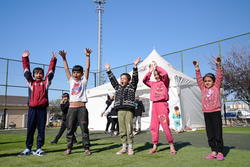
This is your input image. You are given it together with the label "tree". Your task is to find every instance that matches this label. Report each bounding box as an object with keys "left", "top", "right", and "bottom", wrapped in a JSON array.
[
  {"left": 48, "top": 99, "right": 61, "bottom": 121},
  {"left": 222, "top": 46, "right": 250, "bottom": 107}
]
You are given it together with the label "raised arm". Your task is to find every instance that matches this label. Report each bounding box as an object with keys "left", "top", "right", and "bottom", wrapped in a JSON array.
[
  {"left": 131, "top": 57, "right": 140, "bottom": 88},
  {"left": 45, "top": 52, "right": 57, "bottom": 82},
  {"left": 22, "top": 50, "right": 33, "bottom": 82},
  {"left": 59, "top": 50, "right": 71, "bottom": 80},
  {"left": 193, "top": 61, "right": 204, "bottom": 89},
  {"left": 143, "top": 63, "right": 154, "bottom": 87},
  {"left": 155, "top": 65, "right": 169, "bottom": 87},
  {"left": 214, "top": 57, "right": 223, "bottom": 88},
  {"left": 105, "top": 64, "right": 119, "bottom": 89},
  {"left": 84, "top": 48, "right": 91, "bottom": 80}
]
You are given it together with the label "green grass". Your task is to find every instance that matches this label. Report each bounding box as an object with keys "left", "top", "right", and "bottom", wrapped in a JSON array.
[
  {"left": 0, "top": 128, "right": 250, "bottom": 167},
  {"left": 195, "top": 127, "right": 250, "bottom": 134}
]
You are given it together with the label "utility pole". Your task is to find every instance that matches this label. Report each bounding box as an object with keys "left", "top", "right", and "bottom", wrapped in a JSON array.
[{"left": 93, "top": 0, "right": 105, "bottom": 86}]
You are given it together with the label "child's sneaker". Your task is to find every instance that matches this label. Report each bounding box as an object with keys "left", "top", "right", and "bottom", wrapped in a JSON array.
[
  {"left": 33, "top": 148, "right": 45, "bottom": 156},
  {"left": 116, "top": 148, "right": 127, "bottom": 155},
  {"left": 18, "top": 148, "right": 32, "bottom": 156},
  {"left": 127, "top": 148, "right": 134, "bottom": 155},
  {"left": 204, "top": 152, "right": 217, "bottom": 159},
  {"left": 216, "top": 153, "right": 224, "bottom": 161}
]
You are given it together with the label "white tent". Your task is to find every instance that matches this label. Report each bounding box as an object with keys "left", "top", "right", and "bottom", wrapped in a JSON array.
[{"left": 86, "top": 49, "right": 205, "bottom": 131}]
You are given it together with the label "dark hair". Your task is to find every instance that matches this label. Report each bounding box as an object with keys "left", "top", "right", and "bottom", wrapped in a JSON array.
[
  {"left": 174, "top": 106, "right": 179, "bottom": 110},
  {"left": 120, "top": 73, "right": 131, "bottom": 82},
  {"left": 203, "top": 73, "right": 216, "bottom": 82},
  {"left": 33, "top": 67, "right": 44, "bottom": 77},
  {"left": 72, "top": 65, "right": 84, "bottom": 73},
  {"left": 62, "top": 92, "right": 69, "bottom": 98}
]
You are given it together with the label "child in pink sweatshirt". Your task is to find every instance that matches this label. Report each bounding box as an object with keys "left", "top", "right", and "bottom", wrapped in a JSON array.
[
  {"left": 143, "top": 61, "right": 176, "bottom": 155},
  {"left": 193, "top": 57, "right": 224, "bottom": 161}
]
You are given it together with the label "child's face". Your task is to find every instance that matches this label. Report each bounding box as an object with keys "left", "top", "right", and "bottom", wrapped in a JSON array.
[
  {"left": 34, "top": 71, "right": 44, "bottom": 81},
  {"left": 203, "top": 76, "right": 215, "bottom": 88},
  {"left": 62, "top": 96, "right": 69, "bottom": 102},
  {"left": 153, "top": 71, "right": 160, "bottom": 81},
  {"left": 120, "top": 75, "right": 129, "bottom": 86},
  {"left": 72, "top": 71, "right": 83, "bottom": 81}
]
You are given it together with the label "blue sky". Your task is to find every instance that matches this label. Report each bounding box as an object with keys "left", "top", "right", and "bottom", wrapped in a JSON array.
[{"left": 0, "top": 0, "right": 250, "bottom": 98}]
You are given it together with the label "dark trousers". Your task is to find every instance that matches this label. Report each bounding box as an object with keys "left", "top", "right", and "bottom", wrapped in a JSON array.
[
  {"left": 66, "top": 106, "right": 90, "bottom": 149},
  {"left": 105, "top": 115, "right": 112, "bottom": 131},
  {"left": 53, "top": 120, "right": 76, "bottom": 143},
  {"left": 110, "top": 118, "right": 119, "bottom": 132},
  {"left": 26, "top": 107, "right": 47, "bottom": 150},
  {"left": 204, "top": 111, "right": 224, "bottom": 152}
]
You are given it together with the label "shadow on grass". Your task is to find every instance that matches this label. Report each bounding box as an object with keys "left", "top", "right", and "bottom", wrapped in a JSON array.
[
  {"left": 0, "top": 141, "right": 24, "bottom": 144},
  {"left": 223, "top": 146, "right": 235, "bottom": 157},
  {"left": 134, "top": 141, "right": 192, "bottom": 153}
]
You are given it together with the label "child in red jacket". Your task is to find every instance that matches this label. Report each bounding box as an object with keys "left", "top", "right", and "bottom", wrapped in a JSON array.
[{"left": 19, "top": 50, "right": 57, "bottom": 156}]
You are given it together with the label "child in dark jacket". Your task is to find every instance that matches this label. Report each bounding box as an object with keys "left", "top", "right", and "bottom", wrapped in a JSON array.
[
  {"left": 19, "top": 50, "right": 57, "bottom": 156},
  {"left": 50, "top": 93, "right": 77, "bottom": 144},
  {"left": 105, "top": 57, "right": 140, "bottom": 155}
]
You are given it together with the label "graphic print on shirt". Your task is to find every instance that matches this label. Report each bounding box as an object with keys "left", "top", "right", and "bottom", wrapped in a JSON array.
[
  {"left": 71, "top": 82, "right": 82, "bottom": 95},
  {"left": 155, "top": 82, "right": 165, "bottom": 98},
  {"left": 204, "top": 88, "right": 215, "bottom": 108}
]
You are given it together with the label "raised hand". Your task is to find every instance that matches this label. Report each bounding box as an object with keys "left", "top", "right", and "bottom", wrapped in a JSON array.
[
  {"left": 215, "top": 57, "right": 222, "bottom": 67},
  {"left": 59, "top": 50, "right": 67, "bottom": 59},
  {"left": 192, "top": 60, "right": 199, "bottom": 68},
  {"left": 149, "top": 64, "right": 154, "bottom": 72},
  {"left": 85, "top": 48, "right": 92, "bottom": 56},
  {"left": 22, "top": 50, "right": 30, "bottom": 57},
  {"left": 51, "top": 52, "right": 58, "bottom": 59},
  {"left": 134, "top": 57, "right": 141, "bottom": 66},
  {"left": 105, "top": 64, "right": 111, "bottom": 71}
]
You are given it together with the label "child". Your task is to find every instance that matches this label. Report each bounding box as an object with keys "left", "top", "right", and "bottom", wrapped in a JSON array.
[
  {"left": 143, "top": 61, "right": 176, "bottom": 155},
  {"left": 59, "top": 49, "right": 92, "bottom": 155},
  {"left": 19, "top": 50, "right": 57, "bottom": 156},
  {"left": 172, "top": 106, "right": 182, "bottom": 133},
  {"left": 105, "top": 57, "right": 140, "bottom": 155},
  {"left": 101, "top": 94, "right": 114, "bottom": 135},
  {"left": 103, "top": 97, "right": 119, "bottom": 136},
  {"left": 50, "top": 93, "right": 77, "bottom": 144},
  {"left": 193, "top": 58, "right": 224, "bottom": 160},
  {"left": 133, "top": 95, "right": 145, "bottom": 134}
]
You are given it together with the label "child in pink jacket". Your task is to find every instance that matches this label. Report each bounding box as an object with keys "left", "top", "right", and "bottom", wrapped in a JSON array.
[
  {"left": 143, "top": 61, "right": 176, "bottom": 155},
  {"left": 193, "top": 57, "right": 224, "bottom": 161}
]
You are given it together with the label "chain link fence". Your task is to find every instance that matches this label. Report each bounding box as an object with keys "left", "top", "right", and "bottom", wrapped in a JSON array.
[{"left": 1, "top": 32, "right": 249, "bottom": 129}]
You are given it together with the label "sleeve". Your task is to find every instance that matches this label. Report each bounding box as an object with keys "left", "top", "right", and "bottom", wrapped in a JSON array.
[
  {"left": 45, "top": 57, "right": 57, "bottom": 88},
  {"left": 140, "top": 101, "right": 145, "bottom": 113},
  {"left": 143, "top": 72, "right": 153, "bottom": 87},
  {"left": 156, "top": 66, "right": 169, "bottom": 88},
  {"left": 103, "top": 101, "right": 115, "bottom": 115},
  {"left": 60, "top": 102, "right": 69, "bottom": 114},
  {"left": 195, "top": 69, "right": 204, "bottom": 89},
  {"left": 107, "top": 70, "right": 119, "bottom": 90},
  {"left": 22, "top": 56, "right": 33, "bottom": 83},
  {"left": 214, "top": 66, "right": 223, "bottom": 88},
  {"left": 131, "top": 67, "right": 139, "bottom": 89}
]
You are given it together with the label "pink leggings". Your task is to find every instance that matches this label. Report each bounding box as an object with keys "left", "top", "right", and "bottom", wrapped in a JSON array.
[{"left": 150, "top": 102, "right": 174, "bottom": 144}]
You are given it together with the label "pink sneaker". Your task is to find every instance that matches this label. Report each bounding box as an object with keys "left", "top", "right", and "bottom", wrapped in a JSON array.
[
  {"left": 204, "top": 153, "right": 216, "bottom": 159},
  {"left": 216, "top": 153, "right": 224, "bottom": 161}
]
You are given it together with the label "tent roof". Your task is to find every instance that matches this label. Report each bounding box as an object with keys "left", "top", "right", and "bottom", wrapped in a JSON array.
[{"left": 87, "top": 49, "right": 196, "bottom": 98}]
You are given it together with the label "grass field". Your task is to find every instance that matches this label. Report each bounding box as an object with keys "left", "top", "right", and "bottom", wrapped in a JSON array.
[{"left": 0, "top": 127, "right": 250, "bottom": 167}]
